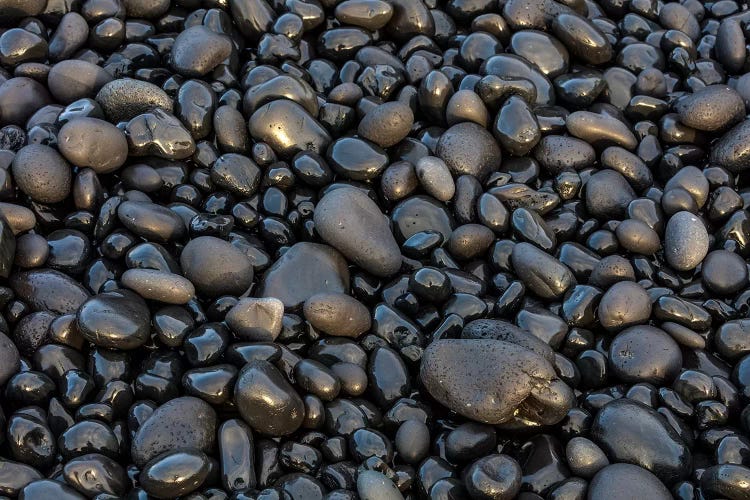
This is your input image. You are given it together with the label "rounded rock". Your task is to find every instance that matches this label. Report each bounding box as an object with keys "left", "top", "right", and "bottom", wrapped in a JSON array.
[
  {"left": 702, "top": 250, "right": 749, "bottom": 296},
  {"left": 76, "top": 290, "right": 150, "bottom": 350},
  {"left": 131, "top": 396, "right": 217, "bottom": 467},
  {"left": 597, "top": 281, "right": 652, "bottom": 332},
  {"left": 608, "top": 325, "right": 683, "bottom": 385},
  {"left": 436, "top": 122, "right": 502, "bottom": 180},
  {"left": 304, "top": 292, "right": 371, "bottom": 338},
  {"left": 664, "top": 211, "right": 709, "bottom": 271},
  {"left": 180, "top": 236, "right": 254, "bottom": 298},
  {"left": 121, "top": 269, "right": 196, "bottom": 304},
  {"left": 357, "top": 101, "right": 414, "bottom": 148},
  {"left": 234, "top": 359, "right": 305, "bottom": 436},
  {"left": 11, "top": 144, "right": 72, "bottom": 204},
  {"left": 314, "top": 187, "right": 402, "bottom": 277},
  {"left": 171, "top": 26, "right": 233, "bottom": 78},
  {"left": 420, "top": 339, "right": 573, "bottom": 426},
  {"left": 589, "top": 464, "right": 671, "bottom": 500},
  {"left": 675, "top": 85, "right": 744, "bottom": 132},
  {"left": 57, "top": 117, "right": 128, "bottom": 174}
]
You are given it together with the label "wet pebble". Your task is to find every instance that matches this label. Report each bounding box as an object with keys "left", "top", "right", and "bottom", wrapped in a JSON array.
[
  {"left": 131, "top": 396, "right": 217, "bottom": 467},
  {"left": 180, "top": 236, "right": 254, "bottom": 298},
  {"left": 12, "top": 144, "right": 72, "bottom": 204},
  {"left": 675, "top": 84, "right": 745, "bottom": 132},
  {"left": 234, "top": 360, "right": 305, "bottom": 436},
  {"left": 57, "top": 117, "right": 128, "bottom": 174},
  {"left": 664, "top": 211, "right": 709, "bottom": 271},
  {"left": 314, "top": 187, "right": 402, "bottom": 277},
  {"left": 420, "top": 339, "right": 573, "bottom": 426},
  {"left": 226, "top": 297, "right": 285, "bottom": 341},
  {"left": 358, "top": 101, "right": 413, "bottom": 148},
  {"left": 121, "top": 268, "right": 195, "bottom": 304},
  {"left": 171, "top": 26, "right": 232, "bottom": 77},
  {"left": 304, "top": 293, "right": 371, "bottom": 338}
]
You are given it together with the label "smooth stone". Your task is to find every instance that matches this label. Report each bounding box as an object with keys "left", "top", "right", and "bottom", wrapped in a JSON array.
[
  {"left": 701, "top": 464, "right": 750, "bottom": 499},
  {"left": 228, "top": 0, "right": 275, "bottom": 41},
  {"left": 675, "top": 84, "right": 744, "bottom": 132},
  {"left": 588, "top": 464, "right": 671, "bottom": 500},
  {"left": 117, "top": 201, "right": 186, "bottom": 243},
  {"left": 125, "top": 108, "right": 196, "bottom": 160},
  {"left": 234, "top": 359, "right": 305, "bottom": 436},
  {"left": 463, "top": 454, "right": 522, "bottom": 499},
  {"left": 76, "top": 290, "right": 150, "bottom": 350},
  {"left": 608, "top": 325, "right": 683, "bottom": 384},
  {"left": 601, "top": 147, "right": 653, "bottom": 192},
  {"left": 591, "top": 398, "right": 692, "bottom": 484},
  {"left": 303, "top": 292, "right": 371, "bottom": 338},
  {"left": 357, "top": 470, "right": 404, "bottom": 500},
  {"left": 57, "top": 117, "right": 128, "bottom": 174},
  {"left": 509, "top": 30, "right": 569, "bottom": 78},
  {"left": 242, "top": 74, "right": 319, "bottom": 117},
  {"left": 358, "top": 101, "right": 414, "bottom": 148},
  {"left": 597, "top": 281, "right": 651, "bottom": 332},
  {"left": 217, "top": 418, "right": 255, "bottom": 492},
  {"left": 585, "top": 170, "right": 636, "bottom": 220},
  {"left": 566, "top": 111, "right": 637, "bottom": 150},
  {"left": 335, "top": 0, "right": 393, "bottom": 30},
  {"left": 171, "top": 26, "right": 232, "bottom": 77},
  {"left": 710, "top": 119, "right": 750, "bottom": 172},
  {"left": 511, "top": 242, "right": 576, "bottom": 300},
  {"left": 391, "top": 195, "right": 455, "bottom": 242},
  {"left": 62, "top": 454, "right": 127, "bottom": 497},
  {"left": 702, "top": 249, "right": 749, "bottom": 295},
  {"left": 327, "top": 137, "right": 389, "bottom": 181},
  {"left": 664, "top": 211, "right": 709, "bottom": 271},
  {"left": 436, "top": 122, "right": 502, "bottom": 180},
  {"left": 494, "top": 95, "right": 541, "bottom": 157},
  {"left": 226, "top": 297, "right": 285, "bottom": 341},
  {"left": 420, "top": 339, "right": 574, "bottom": 426},
  {"left": 533, "top": 135, "right": 595, "bottom": 174},
  {"left": 19, "top": 480, "right": 84, "bottom": 500},
  {"left": 174, "top": 80, "right": 219, "bottom": 140},
  {"left": 664, "top": 166, "right": 710, "bottom": 209},
  {"left": 96, "top": 78, "right": 172, "bottom": 123},
  {"left": 140, "top": 449, "right": 210, "bottom": 499},
  {"left": 211, "top": 153, "right": 261, "bottom": 197},
  {"left": 314, "top": 187, "right": 402, "bottom": 277},
  {"left": 180, "top": 236, "right": 254, "bottom": 298},
  {"left": 131, "top": 396, "right": 217, "bottom": 467},
  {"left": 0, "top": 77, "right": 52, "bottom": 126},
  {"left": 121, "top": 268, "right": 195, "bottom": 304},
  {"left": 48, "top": 13, "right": 88, "bottom": 62},
  {"left": 415, "top": 156, "right": 455, "bottom": 202},
  {"left": 47, "top": 60, "right": 113, "bottom": 104},
  {"left": 12, "top": 144, "right": 72, "bottom": 204},
  {"left": 0, "top": 459, "right": 43, "bottom": 496},
  {"left": 257, "top": 243, "right": 348, "bottom": 312},
  {"left": 446, "top": 89, "right": 490, "bottom": 127},
  {"left": 0, "top": 0, "right": 46, "bottom": 22},
  {"left": 11, "top": 269, "right": 90, "bottom": 314},
  {"left": 716, "top": 18, "right": 746, "bottom": 73},
  {"left": 483, "top": 54, "right": 555, "bottom": 105},
  {"left": 0, "top": 202, "right": 35, "bottom": 235},
  {"left": 248, "top": 100, "right": 331, "bottom": 159},
  {"left": 551, "top": 13, "right": 612, "bottom": 65},
  {"left": 565, "top": 437, "right": 608, "bottom": 479},
  {"left": 614, "top": 219, "right": 660, "bottom": 255}
]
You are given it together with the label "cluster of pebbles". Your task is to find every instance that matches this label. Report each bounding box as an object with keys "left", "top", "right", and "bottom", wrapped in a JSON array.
[{"left": 3, "top": 0, "right": 750, "bottom": 498}]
